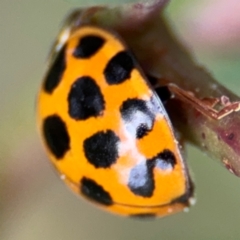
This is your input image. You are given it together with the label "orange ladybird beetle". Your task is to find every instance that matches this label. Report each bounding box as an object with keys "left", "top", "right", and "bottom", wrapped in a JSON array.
[{"left": 37, "top": 24, "right": 195, "bottom": 218}]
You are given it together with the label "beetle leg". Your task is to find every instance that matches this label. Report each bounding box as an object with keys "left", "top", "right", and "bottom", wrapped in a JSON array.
[{"left": 167, "top": 83, "right": 240, "bottom": 120}]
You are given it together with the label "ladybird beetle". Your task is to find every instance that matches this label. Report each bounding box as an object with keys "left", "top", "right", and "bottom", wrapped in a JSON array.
[{"left": 37, "top": 25, "right": 194, "bottom": 218}]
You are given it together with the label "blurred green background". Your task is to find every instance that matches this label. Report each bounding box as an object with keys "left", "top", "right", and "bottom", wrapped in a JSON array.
[{"left": 1, "top": 0, "right": 240, "bottom": 239}]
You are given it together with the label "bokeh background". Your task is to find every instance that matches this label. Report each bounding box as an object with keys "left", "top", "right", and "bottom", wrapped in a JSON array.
[{"left": 1, "top": 0, "right": 240, "bottom": 239}]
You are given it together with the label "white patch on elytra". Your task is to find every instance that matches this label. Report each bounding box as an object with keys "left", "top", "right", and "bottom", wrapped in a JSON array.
[
  {"left": 128, "top": 161, "right": 149, "bottom": 190},
  {"left": 124, "top": 110, "right": 153, "bottom": 137},
  {"left": 117, "top": 120, "right": 146, "bottom": 184}
]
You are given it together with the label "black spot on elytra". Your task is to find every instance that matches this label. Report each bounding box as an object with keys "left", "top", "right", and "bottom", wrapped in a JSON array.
[
  {"left": 43, "top": 115, "right": 70, "bottom": 159},
  {"left": 80, "top": 177, "right": 113, "bottom": 206},
  {"left": 68, "top": 76, "right": 105, "bottom": 120},
  {"left": 128, "top": 149, "right": 176, "bottom": 197},
  {"left": 43, "top": 46, "right": 66, "bottom": 94},
  {"left": 151, "top": 149, "right": 177, "bottom": 170},
  {"left": 155, "top": 86, "right": 171, "bottom": 103},
  {"left": 83, "top": 130, "right": 120, "bottom": 168},
  {"left": 104, "top": 51, "right": 134, "bottom": 85},
  {"left": 128, "top": 160, "right": 155, "bottom": 197},
  {"left": 120, "top": 99, "right": 155, "bottom": 139},
  {"left": 73, "top": 35, "right": 105, "bottom": 58}
]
